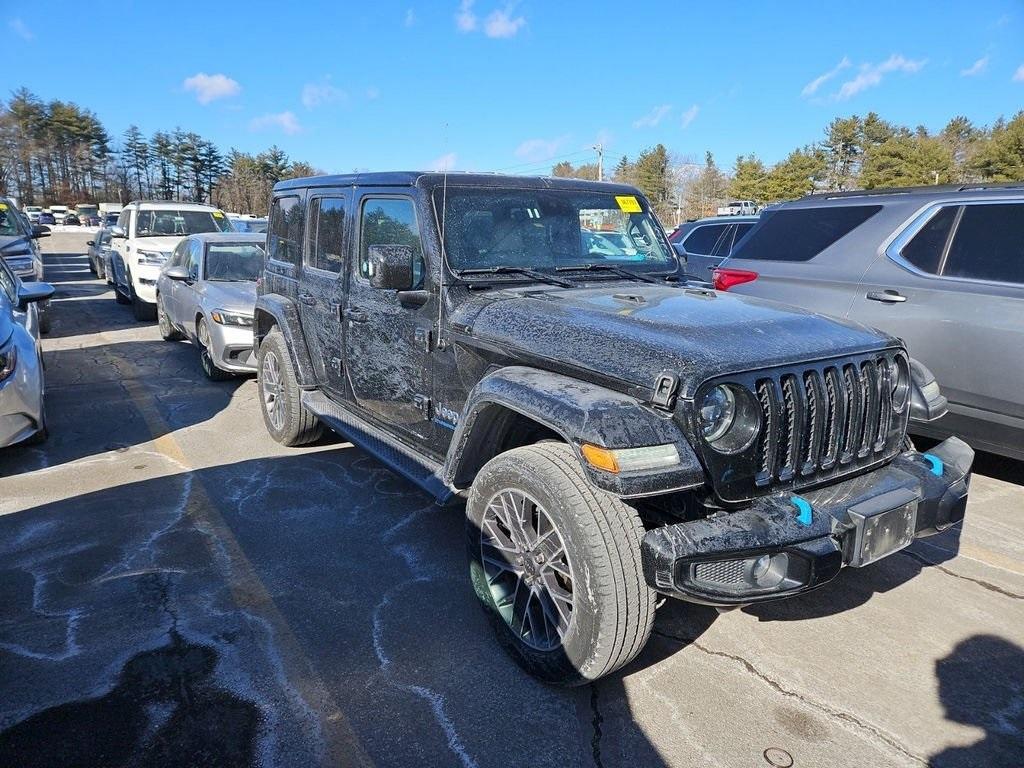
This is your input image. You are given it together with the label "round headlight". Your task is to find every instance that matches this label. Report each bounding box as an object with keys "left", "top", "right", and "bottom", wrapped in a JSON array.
[
  {"left": 699, "top": 385, "right": 735, "bottom": 442},
  {"left": 890, "top": 357, "right": 910, "bottom": 412}
]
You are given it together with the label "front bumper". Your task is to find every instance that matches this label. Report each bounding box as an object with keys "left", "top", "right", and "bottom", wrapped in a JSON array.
[
  {"left": 0, "top": 333, "right": 44, "bottom": 448},
  {"left": 641, "top": 437, "right": 973, "bottom": 607},
  {"left": 207, "top": 321, "right": 256, "bottom": 372}
]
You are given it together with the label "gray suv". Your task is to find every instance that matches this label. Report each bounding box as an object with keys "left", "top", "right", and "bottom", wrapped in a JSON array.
[
  {"left": 670, "top": 215, "right": 758, "bottom": 279},
  {"left": 715, "top": 184, "right": 1024, "bottom": 460}
]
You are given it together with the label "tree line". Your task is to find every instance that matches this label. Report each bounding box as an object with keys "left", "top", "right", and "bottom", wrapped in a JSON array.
[
  {"left": 553, "top": 111, "right": 1024, "bottom": 224},
  {"left": 0, "top": 87, "right": 322, "bottom": 214}
]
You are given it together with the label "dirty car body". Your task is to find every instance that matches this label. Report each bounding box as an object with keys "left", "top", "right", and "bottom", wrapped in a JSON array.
[{"left": 253, "top": 172, "right": 972, "bottom": 682}]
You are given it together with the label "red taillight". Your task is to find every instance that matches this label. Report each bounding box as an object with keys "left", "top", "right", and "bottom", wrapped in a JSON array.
[{"left": 713, "top": 268, "right": 759, "bottom": 291}]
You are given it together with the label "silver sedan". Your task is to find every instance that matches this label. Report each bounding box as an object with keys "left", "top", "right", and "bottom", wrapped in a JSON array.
[
  {"left": 0, "top": 257, "right": 54, "bottom": 447},
  {"left": 155, "top": 233, "right": 264, "bottom": 380}
]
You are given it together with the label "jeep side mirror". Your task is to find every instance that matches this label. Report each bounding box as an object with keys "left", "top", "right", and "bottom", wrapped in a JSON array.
[
  {"left": 110, "top": 226, "right": 127, "bottom": 238},
  {"left": 164, "top": 265, "right": 191, "bottom": 282},
  {"left": 31, "top": 226, "right": 50, "bottom": 239},
  {"left": 368, "top": 244, "right": 416, "bottom": 291},
  {"left": 17, "top": 281, "right": 55, "bottom": 310}
]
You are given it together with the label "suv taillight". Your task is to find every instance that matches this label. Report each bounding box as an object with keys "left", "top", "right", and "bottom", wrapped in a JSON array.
[{"left": 713, "top": 268, "right": 758, "bottom": 291}]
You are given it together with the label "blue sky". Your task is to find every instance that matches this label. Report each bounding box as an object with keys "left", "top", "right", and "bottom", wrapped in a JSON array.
[{"left": 5, "top": 1, "right": 1023, "bottom": 175}]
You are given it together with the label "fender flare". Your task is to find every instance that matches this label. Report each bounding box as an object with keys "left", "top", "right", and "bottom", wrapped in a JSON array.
[
  {"left": 444, "top": 366, "right": 706, "bottom": 498},
  {"left": 253, "top": 293, "right": 318, "bottom": 387}
]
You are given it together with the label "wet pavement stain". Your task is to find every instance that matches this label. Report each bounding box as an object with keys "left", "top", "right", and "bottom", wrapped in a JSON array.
[{"left": 0, "top": 632, "right": 259, "bottom": 768}]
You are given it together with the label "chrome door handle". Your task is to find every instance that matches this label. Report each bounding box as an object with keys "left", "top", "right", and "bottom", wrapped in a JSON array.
[{"left": 866, "top": 290, "right": 907, "bottom": 303}]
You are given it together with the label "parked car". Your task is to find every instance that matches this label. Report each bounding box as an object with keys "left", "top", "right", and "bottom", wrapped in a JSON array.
[
  {"left": 0, "top": 197, "right": 50, "bottom": 333},
  {"left": 86, "top": 228, "right": 115, "bottom": 279},
  {"left": 23, "top": 206, "right": 43, "bottom": 223},
  {"left": 715, "top": 183, "right": 1024, "bottom": 460},
  {"left": 38, "top": 212, "right": 55, "bottom": 226},
  {"left": 62, "top": 213, "right": 81, "bottom": 226},
  {"left": 156, "top": 233, "right": 264, "bottom": 379},
  {"left": 0, "top": 256, "right": 54, "bottom": 447},
  {"left": 108, "top": 200, "right": 233, "bottom": 320},
  {"left": 229, "top": 216, "right": 269, "bottom": 234},
  {"left": 87, "top": 215, "right": 101, "bottom": 227},
  {"left": 671, "top": 214, "right": 759, "bottom": 279},
  {"left": 717, "top": 200, "right": 757, "bottom": 216},
  {"left": 102, "top": 212, "right": 119, "bottom": 227},
  {"left": 48, "top": 205, "right": 69, "bottom": 224},
  {"left": 252, "top": 172, "right": 972, "bottom": 684}
]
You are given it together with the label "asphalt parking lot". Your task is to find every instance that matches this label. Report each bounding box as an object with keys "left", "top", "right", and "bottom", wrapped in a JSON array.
[{"left": 1, "top": 231, "right": 1022, "bottom": 768}]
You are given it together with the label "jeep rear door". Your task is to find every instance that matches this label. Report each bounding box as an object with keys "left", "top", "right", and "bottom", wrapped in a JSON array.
[{"left": 344, "top": 191, "right": 434, "bottom": 442}]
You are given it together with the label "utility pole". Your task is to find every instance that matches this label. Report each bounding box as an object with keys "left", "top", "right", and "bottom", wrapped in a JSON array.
[{"left": 593, "top": 143, "right": 604, "bottom": 181}]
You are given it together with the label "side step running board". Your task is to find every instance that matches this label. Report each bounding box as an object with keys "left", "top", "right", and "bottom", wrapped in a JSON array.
[{"left": 301, "top": 391, "right": 453, "bottom": 503}]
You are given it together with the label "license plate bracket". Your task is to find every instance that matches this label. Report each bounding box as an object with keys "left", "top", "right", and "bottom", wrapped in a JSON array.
[{"left": 847, "top": 488, "right": 920, "bottom": 567}]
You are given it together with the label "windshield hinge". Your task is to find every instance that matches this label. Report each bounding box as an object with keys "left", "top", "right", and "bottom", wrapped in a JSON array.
[{"left": 651, "top": 372, "right": 679, "bottom": 410}]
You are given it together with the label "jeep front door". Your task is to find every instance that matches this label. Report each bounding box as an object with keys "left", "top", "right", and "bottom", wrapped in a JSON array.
[
  {"left": 344, "top": 193, "right": 433, "bottom": 441},
  {"left": 298, "top": 194, "right": 349, "bottom": 396}
]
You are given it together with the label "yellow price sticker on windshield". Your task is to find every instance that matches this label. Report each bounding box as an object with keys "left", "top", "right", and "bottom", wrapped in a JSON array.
[
  {"left": 615, "top": 195, "right": 642, "bottom": 213},
  {"left": 0, "top": 203, "right": 7, "bottom": 210},
  {"left": 212, "top": 210, "right": 224, "bottom": 218}
]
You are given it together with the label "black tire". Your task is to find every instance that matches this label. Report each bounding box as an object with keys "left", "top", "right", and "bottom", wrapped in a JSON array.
[
  {"left": 256, "top": 328, "right": 322, "bottom": 446},
  {"left": 466, "top": 442, "right": 655, "bottom": 685},
  {"left": 156, "top": 294, "right": 183, "bottom": 341},
  {"left": 132, "top": 294, "right": 156, "bottom": 321},
  {"left": 196, "top": 318, "right": 232, "bottom": 381}
]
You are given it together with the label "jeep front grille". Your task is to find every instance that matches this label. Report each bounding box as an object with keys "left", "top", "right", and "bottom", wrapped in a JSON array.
[{"left": 694, "top": 351, "right": 909, "bottom": 502}]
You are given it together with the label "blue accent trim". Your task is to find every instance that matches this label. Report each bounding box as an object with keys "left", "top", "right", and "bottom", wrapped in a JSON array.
[
  {"left": 922, "top": 453, "right": 944, "bottom": 476},
  {"left": 433, "top": 419, "right": 457, "bottom": 431},
  {"left": 791, "top": 496, "right": 813, "bottom": 526}
]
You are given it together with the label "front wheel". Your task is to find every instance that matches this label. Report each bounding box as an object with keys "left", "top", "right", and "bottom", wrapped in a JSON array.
[
  {"left": 467, "top": 442, "right": 655, "bottom": 685},
  {"left": 256, "top": 328, "right": 322, "bottom": 446},
  {"left": 197, "top": 318, "right": 231, "bottom": 381}
]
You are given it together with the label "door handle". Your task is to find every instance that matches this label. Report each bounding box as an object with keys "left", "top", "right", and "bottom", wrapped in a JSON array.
[
  {"left": 346, "top": 307, "right": 368, "bottom": 323},
  {"left": 866, "top": 290, "right": 907, "bottom": 304},
  {"left": 298, "top": 292, "right": 317, "bottom": 306}
]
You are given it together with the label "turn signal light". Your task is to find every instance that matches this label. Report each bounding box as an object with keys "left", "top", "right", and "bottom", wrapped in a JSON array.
[{"left": 713, "top": 268, "right": 759, "bottom": 291}]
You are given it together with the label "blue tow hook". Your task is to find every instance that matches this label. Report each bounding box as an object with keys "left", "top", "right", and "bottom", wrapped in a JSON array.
[
  {"left": 922, "top": 453, "right": 944, "bottom": 476},
  {"left": 791, "top": 496, "right": 813, "bottom": 526}
]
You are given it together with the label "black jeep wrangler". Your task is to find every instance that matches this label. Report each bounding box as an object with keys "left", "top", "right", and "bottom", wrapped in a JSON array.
[{"left": 253, "top": 173, "right": 972, "bottom": 684}]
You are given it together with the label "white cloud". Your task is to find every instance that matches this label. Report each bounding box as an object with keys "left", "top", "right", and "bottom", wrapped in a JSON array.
[
  {"left": 249, "top": 111, "right": 302, "bottom": 135},
  {"left": 514, "top": 136, "right": 569, "bottom": 162},
  {"left": 302, "top": 81, "right": 346, "bottom": 109},
  {"left": 633, "top": 104, "right": 672, "bottom": 129},
  {"left": 405, "top": 8, "right": 416, "bottom": 26},
  {"left": 9, "top": 18, "right": 33, "bottom": 41},
  {"left": 484, "top": 7, "right": 526, "bottom": 38},
  {"left": 801, "top": 56, "right": 851, "bottom": 97},
  {"left": 1014, "top": 64, "right": 1024, "bottom": 82},
  {"left": 680, "top": 104, "right": 699, "bottom": 129},
  {"left": 430, "top": 152, "right": 458, "bottom": 171},
  {"left": 183, "top": 72, "right": 241, "bottom": 104},
  {"left": 833, "top": 54, "right": 926, "bottom": 101},
  {"left": 455, "top": 0, "right": 477, "bottom": 32},
  {"left": 961, "top": 56, "right": 990, "bottom": 77}
]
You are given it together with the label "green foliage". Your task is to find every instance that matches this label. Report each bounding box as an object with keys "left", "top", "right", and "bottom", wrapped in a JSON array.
[
  {"left": 729, "top": 155, "right": 768, "bottom": 202},
  {"left": 551, "top": 161, "right": 599, "bottom": 180},
  {"left": 860, "top": 135, "right": 954, "bottom": 188},
  {"left": 969, "top": 112, "right": 1024, "bottom": 182}
]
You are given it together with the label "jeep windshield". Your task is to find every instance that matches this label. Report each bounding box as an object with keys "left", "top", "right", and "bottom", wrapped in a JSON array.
[
  {"left": 136, "top": 209, "right": 232, "bottom": 237},
  {"left": 435, "top": 188, "right": 676, "bottom": 277}
]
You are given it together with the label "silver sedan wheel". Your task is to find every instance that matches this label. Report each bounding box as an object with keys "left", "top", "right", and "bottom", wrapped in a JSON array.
[
  {"left": 480, "top": 489, "right": 574, "bottom": 651},
  {"left": 261, "top": 350, "right": 285, "bottom": 431}
]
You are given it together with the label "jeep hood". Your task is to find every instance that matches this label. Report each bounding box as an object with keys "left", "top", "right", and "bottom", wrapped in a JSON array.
[{"left": 453, "top": 283, "right": 898, "bottom": 398}]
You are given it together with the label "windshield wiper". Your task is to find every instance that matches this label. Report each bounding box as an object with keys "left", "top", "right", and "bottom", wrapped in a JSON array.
[
  {"left": 555, "top": 263, "right": 663, "bottom": 284},
  {"left": 458, "top": 265, "right": 573, "bottom": 288}
]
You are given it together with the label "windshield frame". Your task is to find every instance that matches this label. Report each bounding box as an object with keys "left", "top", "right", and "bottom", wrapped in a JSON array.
[{"left": 430, "top": 183, "right": 680, "bottom": 284}]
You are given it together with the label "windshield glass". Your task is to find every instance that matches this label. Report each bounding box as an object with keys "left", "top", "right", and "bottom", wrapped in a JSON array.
[
  {"left": 0, "top": 203, "right": 27, "bottom": 236},
  {"left": 435, "top": 188, "right": 675, "bottom": 272},
  {"left": 136, "top": 209, "right": 232, "bottom": 237},
  {"left": 204, "top": 243, "right": 264, "bottom": 281},
  {"left": 231, "top": 218, "right": 268, "bottom": 234}
]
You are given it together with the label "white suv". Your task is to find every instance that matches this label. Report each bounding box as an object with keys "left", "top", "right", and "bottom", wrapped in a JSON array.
[{"left": 110, "top": 201, "right": 232, "bottom": 320}]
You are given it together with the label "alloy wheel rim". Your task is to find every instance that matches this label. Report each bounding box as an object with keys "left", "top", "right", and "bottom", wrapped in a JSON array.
[
  {"left": 480, "top": 489, "right": 574, "bottom": 651},
  {"left": 158, "top": 300, "right": 170, "bottom": 335},
  {"left": 261, "top": 351, "right": 285, "bottom": 430}
]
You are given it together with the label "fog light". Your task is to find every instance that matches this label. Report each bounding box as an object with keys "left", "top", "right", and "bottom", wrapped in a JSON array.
[
  {"left": 747, "top": 552, "right": 789, "bottom": 589},
  {"left": 685, "top": 551, "right": 809, "bottom": 596}
]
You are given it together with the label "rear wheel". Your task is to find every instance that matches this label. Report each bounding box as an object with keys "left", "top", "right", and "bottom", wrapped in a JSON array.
[
  {"left": 197, "top": 318, "right": 231, "bottom": 381},
  {"left": 467, "top": 442, "right": 655, "bottom": 685},
  {"left": 256, "top": 328, "right": 322, "bottom": 446}
]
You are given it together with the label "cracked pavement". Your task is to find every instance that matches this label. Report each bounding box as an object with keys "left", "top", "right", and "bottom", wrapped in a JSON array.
[{"left": 1, "top": 233, "right": 1022, "bottom": 767}]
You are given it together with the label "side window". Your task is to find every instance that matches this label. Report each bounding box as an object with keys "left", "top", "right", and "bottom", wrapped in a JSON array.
[
  {"left": 711, "top": 225, "right": 738, "bottom": 257},
  {"left": 359, "top": 197, "right": 424, "bottom": 286},
  {"left": 116, "top": 210, "right": 129, "bottom": 232},
  {"left": 186, "top": 241, "right": 202, "bottom": 280},
  {"left": 168, "top": 240, "right": 187, "bottom": 269},
  {"left": 268, "top": 195, "right": 304, "bottom": 264},
  {"left": 943, "top": 203, "right": 1024, "bottom": 284},
  {"left": 683, "top": 224, "right": 729, "bottom": 256},
  {"left": 900, "top": 206, "right": 959, "bottom": 274},
  {"left": 305, "top": 197, "right": 346, "bottom": 274},
  {"left": 730, "top": 222, "right": 755, "bottom": 254}
]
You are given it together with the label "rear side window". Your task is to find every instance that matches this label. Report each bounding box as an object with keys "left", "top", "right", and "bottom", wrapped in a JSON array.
[
  {"left": 306, "top": 197, "right": 346, "bottom": 274},
  {"left": 732, "top": 205, "right": 882, "bottom": 261},
  {"left": 731, "top": 222, "right": 755, "bottom": 253},
  {"left": 268, "top": 195, "right": 304, "bottom": 264},
  {"left": 943, "top": 203, "right": 1024, "bottom": 284},
  {"left": 683, "top": 224, "right": 731, "bottom": 256},
  {"left": 900, "top": 206, "right": 958, "bottom": 274}
]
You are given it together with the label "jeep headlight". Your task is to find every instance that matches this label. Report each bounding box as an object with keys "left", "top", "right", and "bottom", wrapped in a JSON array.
[
  {"left": 137, "top": 250, "right": 169, "bottom": 266},
  {"left": 210, "top": 309, "right": 253, "bottom": 327},
  {"left": 699, "top": 384, "right": 761, "bottom": 454}
]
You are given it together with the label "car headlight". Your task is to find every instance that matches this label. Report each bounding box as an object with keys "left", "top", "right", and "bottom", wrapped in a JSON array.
[
  {"left": 210, "top": 309, "right": 254, "bottom": 327},
  {"left": 4, "top": 254, "right": 33, "bottom": 273},
  {"left": 137, "top": 250, "right": 169, "bottom": 266},
  {"left": 698, "top": 384, "right": 761, "bottom": 453},
  {"left": 0, "top": 345, "right": 16, "bottom": 382},
  {"left": 889, "top": 357, "right": 910, "bottom": 412}
]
